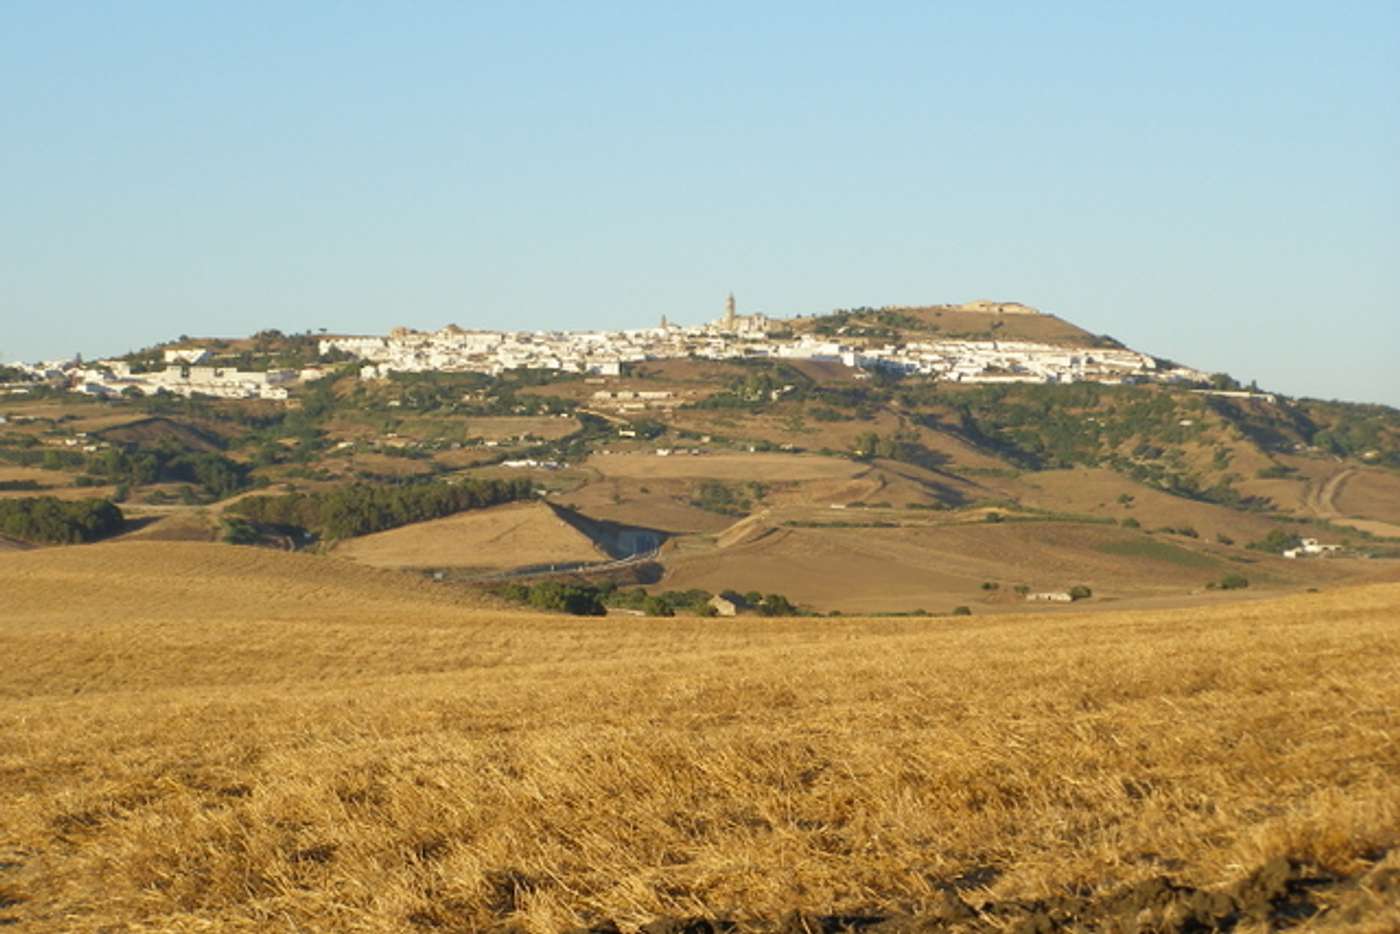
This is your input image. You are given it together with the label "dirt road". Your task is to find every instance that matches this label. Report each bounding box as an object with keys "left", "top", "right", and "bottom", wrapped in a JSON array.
[{"left": 1304, "top": 466, "right": 1355, "bottom": 519}]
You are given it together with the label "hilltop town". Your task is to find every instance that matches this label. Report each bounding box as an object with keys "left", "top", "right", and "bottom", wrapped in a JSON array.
[{"left": 8, "top": 298, "right": 1214, "bottom": 402}]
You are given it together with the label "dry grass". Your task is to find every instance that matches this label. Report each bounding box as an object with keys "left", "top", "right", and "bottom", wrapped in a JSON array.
[
  {"left": 660, "top": 519, "right": 1390, "bottom": 614},
  {"left": 1015, "top": 467, "right": 1285, "bottom": 544},
  {"left": 333, "top": 502, "right": 606, "bottom": 571},
  {"left": 589, "top": 452, "right": 864, "bottom": 482},
  {"left": 1334, "top": 469, "right": 1400, "bottom": 527},
  {"left": 1, "top": 542, "right": 1398, "bottom": 931}
]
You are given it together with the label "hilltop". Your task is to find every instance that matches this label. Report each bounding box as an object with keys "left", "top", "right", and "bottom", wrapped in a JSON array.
[
  {"left": 2, "top": 299, "right": 1398, "bottom": 612},
  {"left": 789, "top": 301, "right": 1108, "bottom": 346}
]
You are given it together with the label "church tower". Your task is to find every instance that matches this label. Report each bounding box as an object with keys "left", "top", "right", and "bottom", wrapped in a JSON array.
[{"left": 724, "top": 293, "right": 737, "bottom": 330}]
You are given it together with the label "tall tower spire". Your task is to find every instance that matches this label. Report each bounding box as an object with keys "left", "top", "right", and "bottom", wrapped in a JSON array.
[{"left": 724, "top": 293, "right": 737, "bottom": 329}]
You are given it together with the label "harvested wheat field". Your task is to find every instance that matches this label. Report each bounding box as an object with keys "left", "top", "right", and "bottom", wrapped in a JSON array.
[
  {"left": 589, "top": 452, "right": 863, "bottom": 482},
  {"left": 2, "top": 542, "right": 1399, "bottom": 931},
  {"left": 333, "top": 501, "right": 606, "bottom": 572}
]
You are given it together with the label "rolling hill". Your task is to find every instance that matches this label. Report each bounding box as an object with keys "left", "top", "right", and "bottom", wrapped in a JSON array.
[
  {"left": 2, "top": 303, "right": 1398, "bottom": 614},
  {"left": 333, "top": 501, "right": 610, "bottom": 572}
]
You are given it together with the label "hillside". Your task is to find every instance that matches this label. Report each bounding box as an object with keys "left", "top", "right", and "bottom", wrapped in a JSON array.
[
  {"left": 659, "top": 512, "right": 1396, "bottom": 614},
  {"left": 2, "top": 540, "right": 1397, "bottom": 930},
  {"left": 333, "top": 501, "right": 609, "bottom": 572},
  {"left": 4, "top": 307, "right": 1399, "bottom": 611}
]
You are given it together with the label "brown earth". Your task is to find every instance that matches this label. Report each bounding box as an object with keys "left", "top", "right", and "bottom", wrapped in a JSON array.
[
  {"left": 1332, "top": 468, "right": 1400, "bottom": 527},
  {"left": 660, "top": 518, "right": 1393, "bottom": 614},
  {"left": 1014, "top": 467, "right": 1284, "bottom": 541},
  {"left": 0, "top": 465, "right": 61, "bottom": 487},
  {"left": 0, "top": 481, "right": 122, "bottom": 502},
  {"left": 664, "top": 409, "right": 912, "bottom": 457},
  {"left": 1291, "top": 465, "right": 1400, "bottom": 539},
  {"left": 114, "top": 508, "right": 223, "bottom": 542},
  {"left": 589, "top": 452, "right": 871, "bottom": 483},
  {"left": 789, "top": 306, "right": 1099, "bottom": 344},
  {"left": 333, "top": 450, "right": 439, "bottom": 478},
  {"left": 1, "top": 542, "right": 1396, "bottom": 931},
  {"left": 96, "top": 415, "right": 229, "bottom": 452},
  {"left": 458, "top": 415, "right": 581, "bottom": 442},
  {"left": 333, "top": 501, "right": 607, "bottom": 571},
  {"left": 557, "top": 478, "right": 735, "bottom": 535}
]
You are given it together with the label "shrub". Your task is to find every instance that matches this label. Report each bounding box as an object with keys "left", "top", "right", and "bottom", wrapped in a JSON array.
[
  {"left": 642, "top": 595, "right": 674, "bottom": 617},
  {"left": 951, "top": 606, "right": 972, "bottom": 616},
  {"left": 221, "top": 518, "right": 262, "bottom": 546},
  {"left": 528, "top": 582, "right": 608, "bottom": 616},
  {"left": 0, "top": 497, "right": 124, "bottom": 544},
  {"left": 1219, "top": 573, "right": 1250, "bottom": 590},
  {"left": 756, "top": 594, "right": 798, "bottom": 617},
  {"left": 1121, "top": 517, "right": 1141, "bottom": 529},
  {"left": 1068, "top": 585, "right": 1093, "bottom": 601},
  {"left": 496, "top": 581, "right": 607, "bottom": 616},
  {"left": 1248, "top": 528, "right": 1303, "bottom": 553}
]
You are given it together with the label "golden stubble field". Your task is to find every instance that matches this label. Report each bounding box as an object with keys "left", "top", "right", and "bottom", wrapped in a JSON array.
[{"left": 2, "top": 542, "right": 1398, "bottom": 931}]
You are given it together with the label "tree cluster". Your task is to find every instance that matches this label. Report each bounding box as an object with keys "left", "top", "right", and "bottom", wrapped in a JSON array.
[
  {"left": 497, "top": 580, "right": 607, "bottom": 616},
  {"left": 85, "top": 446, "right": 252, "bottom": 500},
  {"left": 230, "top": 477, "right": 533, "bottom": 539},
  {"left": 0, "top": 497, "right": 124, "bottom": 544}
]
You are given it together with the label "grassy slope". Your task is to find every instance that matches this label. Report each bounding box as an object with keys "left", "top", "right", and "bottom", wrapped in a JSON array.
[
  {"left": 333, "top": 501, "right": 606, "bottom": 571},
  {"left": 659, "top": 515, "right": 1394, "bottom": 613},
  {"left": 1, "top": 542, "right": 1397, "bottom": 930}
]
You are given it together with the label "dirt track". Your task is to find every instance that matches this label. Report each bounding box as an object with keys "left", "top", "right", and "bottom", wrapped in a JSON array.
[
  {"left": 1305, "top": 466, "right": 1355, "bottom": 519},
  {"left": 1302, "top": 467, "right": 1400, "bottom": 538}
]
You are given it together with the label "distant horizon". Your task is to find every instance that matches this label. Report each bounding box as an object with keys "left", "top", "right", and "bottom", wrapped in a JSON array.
[{"left": 8, "top": 297, "right": 1398, "bottom": 409}]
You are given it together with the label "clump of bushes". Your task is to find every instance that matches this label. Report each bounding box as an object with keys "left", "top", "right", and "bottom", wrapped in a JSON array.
[
  {"left": 221, "top": 518, "right": 262, "bottom": 546},
  {"left": 1248, "top": 528, "right": 1303, "bottom": 553},
  {"left": 608, "top": 587, "right": 800, "bottom": 617},
  {"left": 690, "top": 480, "right": 764, "bottom": 517},
  {"left": 497, "top": 581, "right": 607, "bottom": 616},
  {"left": 0, "top": 497, "right": 124, "bottom": 544},
  {"left": 495, "top": 583, "right": 803, "bottom": 618},
  {"left": 1207, "top": 573, "right": 1250, "bottom": 591}
]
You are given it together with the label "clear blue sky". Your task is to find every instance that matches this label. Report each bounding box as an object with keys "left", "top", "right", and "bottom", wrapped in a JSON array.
[{"left": 3, "top": 2, "right": 1397, "bottom": 404}]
